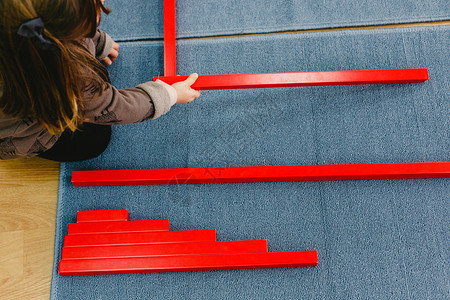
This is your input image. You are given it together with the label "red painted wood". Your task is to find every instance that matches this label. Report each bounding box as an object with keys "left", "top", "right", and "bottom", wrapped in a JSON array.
[
  {"left": 61, "top": 240, "right": 268, "bottom": 259},
  {"left": 59, "top": 250, "right": 318, "bottom": 275},
  {"left": 71, "top": 162, "right": 450, "bottom": 186},
  {"left": 68, "top": 220, "right": 170, "bottom": 235},
  {"left": 164, "top": 0, "right": 176, "bottom": 76},
  {"left": 63, "top": 230, "right": 216, "bottom": 247},
  {"left": 153, "top": 69, "right": 428, "bottom": 90},
  {"left": 76, "top": 209, "right": 129, "bottom": 223}
]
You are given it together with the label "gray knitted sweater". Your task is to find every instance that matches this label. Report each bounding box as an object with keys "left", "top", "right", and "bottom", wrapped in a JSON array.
[{"left": 0, "top": 30, "right": 177, "bottom": 160}]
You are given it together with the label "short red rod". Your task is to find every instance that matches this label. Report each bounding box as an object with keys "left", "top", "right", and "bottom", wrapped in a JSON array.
[
  {"left": 77, "top": 209, "right": 129, "bottom": 223},
  {"left": 68, "top": 220, "right": 170, "bottom": 235},
  {"left": 63, "top": 230, "right": 217, "bottom": 247}
]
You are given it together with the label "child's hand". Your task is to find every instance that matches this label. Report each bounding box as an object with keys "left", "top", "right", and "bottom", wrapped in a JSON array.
[
  {"left": 172, "top": 73, "right": 201, "bottom": 104},
  {"left": 103, "top": 41, "right": 119, "bottom": 66}
]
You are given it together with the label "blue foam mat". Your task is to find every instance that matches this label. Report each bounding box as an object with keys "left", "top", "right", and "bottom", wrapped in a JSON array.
[
  {"left": 100, "top": 0, "right": 450, "bottom": 41},
  {"left": 51, "top": 26, "right": 449, "bottom": 299}
]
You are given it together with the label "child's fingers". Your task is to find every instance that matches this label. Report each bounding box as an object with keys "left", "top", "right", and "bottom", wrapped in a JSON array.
[
  {"left": 103, "top": 56, "right": 112, "bottom": 65},
  {"left": 112, "top": 42, "right": 119, "bottom": 51},
  {"left": 184, "top": 90, "right": 199, "bottom": 103},
  {"left": 184, "top": 73, "right": 199, "bottom": 87},
  {"left": 191, "top": 88, "right": 201, "bottom": 99},
  {"left": 109, "top": 48, "right": 119, "bottom": 60}
]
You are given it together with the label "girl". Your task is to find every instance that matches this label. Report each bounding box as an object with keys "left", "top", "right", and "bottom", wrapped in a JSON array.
[{"left": 0, "top": 0, "right": 200, "bottom": 161}]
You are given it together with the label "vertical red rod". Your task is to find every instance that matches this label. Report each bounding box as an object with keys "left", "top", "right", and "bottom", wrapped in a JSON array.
[{"left": 164, "top": 0, "right": 177, "bottom": 76}]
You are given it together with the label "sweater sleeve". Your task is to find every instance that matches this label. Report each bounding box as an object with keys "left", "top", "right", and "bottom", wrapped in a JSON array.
[
  {"left": 82, "top": 80, "right": 177, "bottom": 124},
  {"left": 91, "top": 29, "right": 113, "bottom": 61}
]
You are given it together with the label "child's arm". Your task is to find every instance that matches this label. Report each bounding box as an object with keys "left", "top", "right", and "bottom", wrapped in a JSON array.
[{"left": 81, "top": 74, "right": 200, "bottom": 125}]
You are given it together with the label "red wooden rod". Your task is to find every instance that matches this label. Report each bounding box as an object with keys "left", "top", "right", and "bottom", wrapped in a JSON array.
[
  {"left": 152, "top": 69, "right": 428, "bottom": 90},
  {"left": 59, "top": 250, "right": 318, "bottom": 275},
  {"left": 61, "top": 240, "right": 268, "bottom": 260},
  {"left": 71, "top": 162, "right": 450, "bottom": 186},
  {"left": 68, "top": 220, "right": 170, "bottom": 235},
  {"left": 77, "top": 209, "right": 129, "bottom": 223},
  {"left": 63, "top": 230, "right": 216, "bottom": 247},
  {"left": 164, "top": 0, "right": 176, "bottom": 76}
]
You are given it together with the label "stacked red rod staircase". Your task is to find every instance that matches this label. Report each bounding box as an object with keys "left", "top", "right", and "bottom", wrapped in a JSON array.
[{"left": 59, "top": 209, "right": 318, "bottom": 276}]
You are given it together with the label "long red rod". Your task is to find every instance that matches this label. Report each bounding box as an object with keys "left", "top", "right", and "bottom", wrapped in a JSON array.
[
  {"left": 59, "top": 251, "right": 318, "bottom": 275},
  {"left": 153, "top": 69, "right": 428, "bottom": 90},
  {"left": 164, "top": 0, "right": 177, "bottom": 76},
  {"left": 71, "top": 162, "right": 450, "bottom": 186}
]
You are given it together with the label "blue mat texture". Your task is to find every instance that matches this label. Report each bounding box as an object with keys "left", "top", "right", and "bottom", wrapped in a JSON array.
[
  {"left": 100, "top": 0, "right": 450, "bottom": 40},
  {"left": 50, "top": 24, "right": 449, "bottom": 299}
]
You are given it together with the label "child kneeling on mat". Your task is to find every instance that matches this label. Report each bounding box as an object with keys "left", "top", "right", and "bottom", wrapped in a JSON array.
[{"left": 0, "top": 0, "right": 200, "bottom": 161}]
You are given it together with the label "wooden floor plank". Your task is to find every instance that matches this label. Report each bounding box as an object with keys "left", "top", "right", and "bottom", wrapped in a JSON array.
[{"left": 0, "top": 157, "right": 59, "bottom": 300}]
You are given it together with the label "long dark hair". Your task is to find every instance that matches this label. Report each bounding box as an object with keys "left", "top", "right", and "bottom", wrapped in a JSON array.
[{"left": 0, "top": 0, "right": 111, "bottom": 134}]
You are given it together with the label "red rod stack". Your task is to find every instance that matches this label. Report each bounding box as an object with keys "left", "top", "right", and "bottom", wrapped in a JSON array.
[{"left": 59, "top": 209, "right": 317, "bottom": 276}]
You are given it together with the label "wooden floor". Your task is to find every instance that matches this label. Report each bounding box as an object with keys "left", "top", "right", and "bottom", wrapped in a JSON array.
[
  {"left": 0, "top": 20, "right": 448, "bottom": 300},
  {"left": 0, "top": 158, "right": 59, "bottom": 300}
]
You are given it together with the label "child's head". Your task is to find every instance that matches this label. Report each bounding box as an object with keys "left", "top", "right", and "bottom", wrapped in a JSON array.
[{"left": 0, "top": 0, "right": 111, "bottom": 134}]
